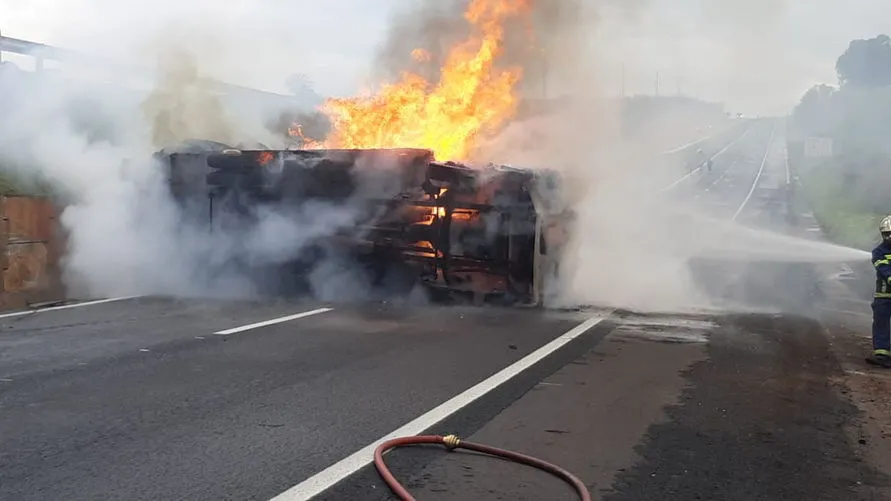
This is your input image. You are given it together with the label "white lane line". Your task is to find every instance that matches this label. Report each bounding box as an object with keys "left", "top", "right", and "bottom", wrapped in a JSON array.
[
  {"left": 660, "top": 128, "right": 722, "bottom": 155},
  {"left": 695, "top": 159, "right": 740, "bottom": 200},
  {"left": 659, "top": 126, "right": 752, "bottom": 193},
  {"left": 732, "top": 123, "right": 777, "bottom": 222},
  {"left": 783, "top": 142, "right": 791, "bottom": 185},
  {"left": 0, "top": 296, "right": 141, "bottom": 319},
  {"left": 268, "top": 313, "right": 610, "bottom": 501},
  {"left": 213, "top": 307, "right": 334, "bottom": 335},
  {"left": 660, "top": 123, "right": 738, "bottom": 155}
]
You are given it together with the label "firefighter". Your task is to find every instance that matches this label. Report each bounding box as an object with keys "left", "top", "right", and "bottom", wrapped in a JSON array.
[{"left": 868, "top": 215, "right": 891, "bottom": 367}]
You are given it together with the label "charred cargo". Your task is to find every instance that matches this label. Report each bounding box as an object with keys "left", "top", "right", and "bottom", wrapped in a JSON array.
[{"left": 156, "top": 144, "right": 573, "bottom": 306}]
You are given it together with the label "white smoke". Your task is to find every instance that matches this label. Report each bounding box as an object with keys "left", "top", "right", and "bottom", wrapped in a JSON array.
[
  {"left": 470, "top": 0, "right": 869, "bottom": 314},
  {"left": 0, "top": 22, "right": 373, "bottom": 300}
]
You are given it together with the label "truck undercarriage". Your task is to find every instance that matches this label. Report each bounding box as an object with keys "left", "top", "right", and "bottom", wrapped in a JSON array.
[{"left": 156, "top": 143, "right": 572, "bottom": 306}]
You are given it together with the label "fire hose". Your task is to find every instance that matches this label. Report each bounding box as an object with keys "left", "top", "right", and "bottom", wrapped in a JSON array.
[{"left": 373, "top": 434, "right": 592, "bottom": 501}]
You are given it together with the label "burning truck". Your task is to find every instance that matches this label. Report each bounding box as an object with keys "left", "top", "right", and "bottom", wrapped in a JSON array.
[{"left": 154, "top": 141, "right": 574, "bottom": 306}]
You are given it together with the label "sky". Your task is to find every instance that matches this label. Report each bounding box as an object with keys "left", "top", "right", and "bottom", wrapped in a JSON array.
[
  {"left": 1, "top": 0, "right": 889, "bottom": 115},
  {"left": 0, "top": 0, "right": 403, "bottom": 97}
]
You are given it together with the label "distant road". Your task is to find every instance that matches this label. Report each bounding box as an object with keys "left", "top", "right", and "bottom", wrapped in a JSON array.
[{"left": 660, "top": 121, "right": 740, "bottom": 155}]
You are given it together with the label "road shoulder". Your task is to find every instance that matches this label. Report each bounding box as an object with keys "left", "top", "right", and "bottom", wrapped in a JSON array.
[{"left": 822, "top": 312, "right": 891, "bottom": 499}]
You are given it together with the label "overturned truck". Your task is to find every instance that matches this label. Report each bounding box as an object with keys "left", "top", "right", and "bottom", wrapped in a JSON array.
[{"left": 156, "top": 142, "right": 574, "bottom": 306}]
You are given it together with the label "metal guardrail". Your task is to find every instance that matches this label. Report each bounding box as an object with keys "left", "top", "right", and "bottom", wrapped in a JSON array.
[{"left": 0, "top": 34, "right": 297, "bottom": 104}]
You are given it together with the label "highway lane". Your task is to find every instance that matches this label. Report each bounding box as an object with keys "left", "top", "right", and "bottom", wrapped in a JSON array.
[
  {"left": 664, "top": 118, "right": 770, "bottom": 210},
  {"left": 684, "top": 118, "right": 824, "bottom": 315},
  {"left": 0, "top": 296, "right": 332, "bottom": 378},
  {"left": 0, "top": 294, "right": 612, "bottom": 500},
  {"left": 694, "top": 120, "right": 778, "bottom": 222}
]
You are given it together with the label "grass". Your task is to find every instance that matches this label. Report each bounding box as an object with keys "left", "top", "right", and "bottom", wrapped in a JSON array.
[
  {"left": 800, "top": 163, "right": 883, "bottom": 250},
  {"left": 0, "top": 165, "right": 54, "bottom": 198}
]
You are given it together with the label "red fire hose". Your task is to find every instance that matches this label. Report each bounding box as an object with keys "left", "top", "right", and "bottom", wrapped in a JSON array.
[{"left": 373, "top": 434, "right": 592, "bottom": 501}]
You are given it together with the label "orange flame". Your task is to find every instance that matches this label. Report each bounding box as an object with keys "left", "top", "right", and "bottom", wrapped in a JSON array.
[
  {"left": 312, "top": 0, "right": 530, "bottom": 161},
  {"left": 411, "top": 48, "right": 432, "bottom": 63},
  {"left": 257, "top": 151, "right": 275, "bottom": 165}
]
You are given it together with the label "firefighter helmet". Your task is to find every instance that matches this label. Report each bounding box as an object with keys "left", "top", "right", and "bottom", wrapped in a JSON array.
[{"left": 881, "top": 215, "right": 891, "bottom": 234}]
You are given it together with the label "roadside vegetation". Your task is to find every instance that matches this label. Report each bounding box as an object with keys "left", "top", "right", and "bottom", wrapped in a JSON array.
[
  {"left": 0, "top": 165, "right": 54, "bottom": 198},
  {"left": 0, "top": 62, "right": 53, "bottom": 198},
  {"left": 800, "top": 162, "right": 883, "bottom": 250},
  {"left": 790, "top": 34, "right": 891, "bottom": 250}
]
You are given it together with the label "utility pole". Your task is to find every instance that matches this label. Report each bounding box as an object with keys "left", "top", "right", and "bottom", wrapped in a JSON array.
[
  {"left": 655, "top": 71, "right": 660, "bottom": 97},
  {"left": 541, "top": 48, "right": 548, "bottom": 100}
]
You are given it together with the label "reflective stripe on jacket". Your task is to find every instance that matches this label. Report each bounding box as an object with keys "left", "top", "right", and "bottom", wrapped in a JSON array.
[{"left": 873, "top": 243, "right": 891, "bottom": 298}]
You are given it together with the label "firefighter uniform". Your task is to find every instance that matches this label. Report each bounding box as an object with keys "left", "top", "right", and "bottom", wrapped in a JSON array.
[{"left": 869, "top": 216, "right": 891, "bottom": 367}]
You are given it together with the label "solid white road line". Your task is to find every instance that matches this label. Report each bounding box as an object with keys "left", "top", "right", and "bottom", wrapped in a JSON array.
[
  {"left": 0, "top": 296, "right": 142, "bottom": 319},
  {"left": 213, "top": 307, "right": 334, "bottom": 335},
  {"left": 268, "top": 313, "right": 610, "bottom": 501},
  {"left": 732, "top": 123, "right": 777, "bottom": 222}
]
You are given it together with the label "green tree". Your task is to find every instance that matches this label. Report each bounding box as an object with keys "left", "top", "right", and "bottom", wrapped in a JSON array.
[
  {"left": 791, "top": 83, "right": 837, "bottom": 135},
  {"left": 836, "top": 34, "right": 891, "bottom": 87}
]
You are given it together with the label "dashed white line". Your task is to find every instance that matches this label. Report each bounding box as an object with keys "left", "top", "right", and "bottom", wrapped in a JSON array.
[
  {"left": 0, "top": 296, "right": 141, "bottom": 319},
  {"left": 660, "top": 128, "right": 724, "bottom": 155},
  {"left": 732, "top": 123, "right": 777, "bottom": 222},
  {"left": 695, "top": 159, "right": 739, "bottom": 199},
  {"left": 214, "top": 307, "right": 334, "bottom": 335},
  {"left": 660, "top": 126, "right": 752, "bottom": 193},
  {"left": 268, "top": 313, "right": 611, "bottom": 501},
  {"left": 660, "top": 123, "right": 742, "bottom": 155}
]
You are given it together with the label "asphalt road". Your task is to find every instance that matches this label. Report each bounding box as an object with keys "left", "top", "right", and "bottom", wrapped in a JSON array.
[
  {"left": 322, "top": 119, "right": 889, "bottom": 500},
  {"left": 1, "top": 118, "right": 887, "bottom": 501},
  {"left": 0, "top": 297, "right": 610, "bottom": 501}
]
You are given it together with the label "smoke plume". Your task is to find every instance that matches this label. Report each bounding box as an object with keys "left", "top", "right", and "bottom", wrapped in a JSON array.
[{"left": 0, "top": 20, "right": 370, "bottom": 301}]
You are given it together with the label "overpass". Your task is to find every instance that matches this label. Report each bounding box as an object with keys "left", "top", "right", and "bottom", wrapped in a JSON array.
[{"left": 0, "top": 32, "right": 304, "bottom": 108}]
